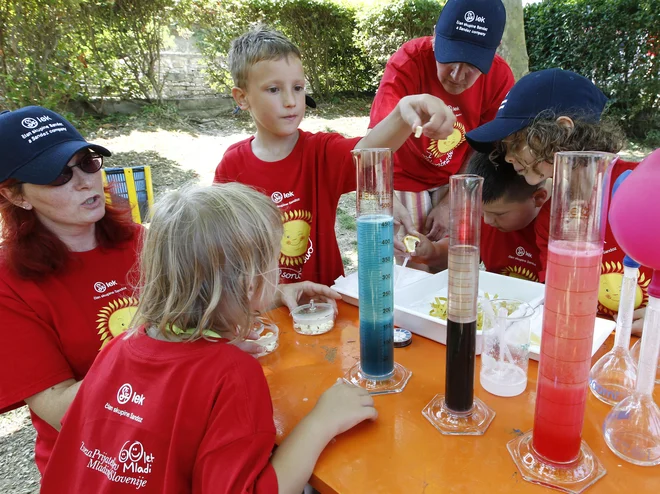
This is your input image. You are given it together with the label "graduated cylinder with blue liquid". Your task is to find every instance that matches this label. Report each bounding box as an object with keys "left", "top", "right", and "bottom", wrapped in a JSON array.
[
  {"left": 344, "top": 148, "right": 411, "bottom": 395},
  {"left": 357, "top": 214, "right": 394, "bottom": 377}
]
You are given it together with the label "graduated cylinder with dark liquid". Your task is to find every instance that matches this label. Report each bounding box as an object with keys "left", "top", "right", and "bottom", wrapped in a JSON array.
[{"left": 445, "top": 176, "right": 482, "bottom": 413}]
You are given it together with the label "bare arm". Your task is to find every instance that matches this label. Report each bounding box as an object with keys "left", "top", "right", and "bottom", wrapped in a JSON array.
[
  {"left": 355, "top": 94, "right": 455, "bottom": 153},
  {"left": 24, "top": 379, "right": 81, "bottom": 431},
  {"left": 270, "top": 381, "right": 377, "bottom": 494}
]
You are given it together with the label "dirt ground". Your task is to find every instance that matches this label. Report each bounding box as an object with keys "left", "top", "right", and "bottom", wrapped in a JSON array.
[{"left": 0, "top": 97, "right": 651, "bottom": 492}]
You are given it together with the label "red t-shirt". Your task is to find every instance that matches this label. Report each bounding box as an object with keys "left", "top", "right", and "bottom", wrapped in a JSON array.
[
  {"left": 41, "top": 330, "right": 278, "bottom": 494},
  {"left": 534, "top": 158, "right": 652, "bottom": 317},
  {"left": 480, "top": 220, "right": 542, "bottom": 282},
  {"left": 0, "top": 231, "right": 141, "bottom": 475},
  {"left": 215, "top": 130, "right": 359, "bottom": 286},
  {"left": 369, "top": 37, "right": 514, "bottom": 192}
]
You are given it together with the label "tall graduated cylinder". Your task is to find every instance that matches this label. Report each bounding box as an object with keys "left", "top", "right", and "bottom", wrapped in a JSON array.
[
  {"left": 533, "top": 152, "right": 615, "bottom": 463},
  {"left": 446, "top": 174, "right": 483, "bottom": 412},
  {"left": 353, "top": 148, "right": 394, "bottom": 379}
]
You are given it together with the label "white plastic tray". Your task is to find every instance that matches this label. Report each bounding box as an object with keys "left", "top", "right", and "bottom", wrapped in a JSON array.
[
  {"left": 332, "top": 266, "right": 432, "bottom": 307},
  {"left": 393, "top": 270, "right": 614, "bottom": 360}
]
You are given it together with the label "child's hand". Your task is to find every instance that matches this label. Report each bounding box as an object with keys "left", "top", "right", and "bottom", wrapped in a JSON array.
[
  {"left": 309, "top": 379, "right": 377, "bottom": 440},
  {"left": 276, "top": 281, "right": 342, "bottom": 313},
  {"left": 399, "top": 94, "right": 456, "bottom": 141}
]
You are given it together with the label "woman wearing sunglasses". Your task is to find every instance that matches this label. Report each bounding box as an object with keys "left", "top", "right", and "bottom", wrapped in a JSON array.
[{"left": 0, "top": 106, "right": 141, "bottom": 476}]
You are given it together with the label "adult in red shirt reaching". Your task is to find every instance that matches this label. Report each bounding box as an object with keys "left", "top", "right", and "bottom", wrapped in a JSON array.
[
  {"left": 370, "top": 0, "right": 514, "bottom": 244},
  {"left": 0, "top": 106, "right": 141, "bottom": 475}
]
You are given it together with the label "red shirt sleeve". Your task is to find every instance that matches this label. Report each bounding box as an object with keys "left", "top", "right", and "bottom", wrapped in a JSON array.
[
  {"left": 0, "top": 277, "right": 73, "bottom": 412},
  {"left": 534, "top": 200, "right": 551, "bottom": 283},
  {"left": 316, "top": 132, "right": 360, "bottom": 195}
]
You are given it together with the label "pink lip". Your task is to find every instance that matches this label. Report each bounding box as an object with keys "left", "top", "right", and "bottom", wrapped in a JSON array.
[{"left": 283, "top": 115, "right": 297, "bottom": 119}]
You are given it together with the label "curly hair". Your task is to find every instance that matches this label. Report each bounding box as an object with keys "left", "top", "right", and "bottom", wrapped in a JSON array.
[{"left": 492, "top": 111, "right": 625, "bottom": 171}]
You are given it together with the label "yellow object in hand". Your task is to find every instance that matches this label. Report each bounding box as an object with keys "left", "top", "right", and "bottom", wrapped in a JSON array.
[{"left": 403, "top": 235, "right": 420, "bottom": 253}]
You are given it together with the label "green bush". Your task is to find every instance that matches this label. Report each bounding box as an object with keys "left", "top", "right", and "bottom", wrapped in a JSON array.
[
  {"left": 355, "top": 0, "right": 445, "bottom": 91},
  {"left": 185, "top": 0, "right": 264, "bottom": 94},
  {"left": 524, "top": 0, "right": 660, "bottom": 139},
  {"left": 76, "top": 0, "right": 178, "bottom": 103},
  {"left": 0, "top": 0, "right": 86, "bottom": 109},
  {"left": 268, "top": 0, "right": 370, "bottom": 98},
  {"left": 191, "top": 0, "right": 368, "bottom": 98}
]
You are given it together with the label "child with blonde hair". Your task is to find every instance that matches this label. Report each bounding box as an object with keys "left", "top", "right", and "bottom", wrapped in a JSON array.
[{"left": 41, "top": 183, "right": 377, "bottom": 493}]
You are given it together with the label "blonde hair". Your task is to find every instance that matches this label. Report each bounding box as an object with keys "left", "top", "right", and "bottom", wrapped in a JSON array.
[
  {"left": 132, "top": 183, "right": 282, "bottom": 341},
  {"left": 492, "top": 111, "right": 625, "bottom": 175},
  {"left": 229, "top": 25, "right": 301, "bottom": 89}
]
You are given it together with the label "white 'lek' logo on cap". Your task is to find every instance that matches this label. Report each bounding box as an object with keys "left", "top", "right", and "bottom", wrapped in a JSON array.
[
  {"left": 21, "top": 114, "right": 52, "bottom": 129},
  {"left": 21, "top": 118, "right": 39, "bottom": 129},
  {"left": 464, "top": 11, "right": 485, "bottom": 23}
]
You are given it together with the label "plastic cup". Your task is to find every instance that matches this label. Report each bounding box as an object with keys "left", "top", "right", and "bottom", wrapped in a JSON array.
[{"left": 480, "top": 299, "right": 534, "bottom": 397}]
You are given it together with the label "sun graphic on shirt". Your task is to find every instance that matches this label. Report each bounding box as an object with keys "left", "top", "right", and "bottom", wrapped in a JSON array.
[
  {"left": 501, "top": 265, "right": 539, "bottom": 282},
  {"left": 280, "top": 209, "right": 312, "bottom": 267},
  {"left": 428, "top": 122, "right": 466, "bottom": 157},
  {"left": 597, "top": 261, "right": 650, "bottom": 316},
  {"left": 96, "top": 296, "right": 139, "bottom": 349}
]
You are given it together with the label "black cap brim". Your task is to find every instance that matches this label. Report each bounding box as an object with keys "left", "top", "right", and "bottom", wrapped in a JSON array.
[
  {"left": 434, "top": 36, "right": 497, "bottom": 74},
  {"left": 11, "top": 140, "right": 111, "bottom": 185},
  {"left": 305, "top": 94, "right": 317, "bottom": 109},
  {"left": 465, "top": 117, "right": 533, "bottom": 153}
]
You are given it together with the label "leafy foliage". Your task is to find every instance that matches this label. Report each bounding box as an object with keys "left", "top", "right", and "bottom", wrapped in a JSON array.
[
  {"left": 355, "top": 0, "right": 445, "bottom": 91},
  {"left": 525, "top": 0, "right": 660, "bottom": 138},
  {"left": 0, "top": 0, "right": 85, "bottom": 108}
]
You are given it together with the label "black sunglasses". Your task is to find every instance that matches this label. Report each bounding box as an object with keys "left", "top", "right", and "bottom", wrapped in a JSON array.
[{"left": 49, "top": 153, "right": 104, "bottom": 186}]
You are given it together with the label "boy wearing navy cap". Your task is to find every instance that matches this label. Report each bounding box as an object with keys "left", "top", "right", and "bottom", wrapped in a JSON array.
[
  {"left": 370, "top": 0, "right": 514, "bottom": 244},
  {"left": 415, "top": 69, "right": 651, "bottom": 332}
]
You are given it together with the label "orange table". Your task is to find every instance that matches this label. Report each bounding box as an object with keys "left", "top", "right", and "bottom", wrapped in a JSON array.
[{"left": 261, "top": 302, "right": 659, "bottom": 493}]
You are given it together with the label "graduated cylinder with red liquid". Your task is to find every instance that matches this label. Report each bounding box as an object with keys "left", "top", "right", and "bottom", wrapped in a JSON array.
[{"left": 533, "top": 152, "right": 615, "bottom": 463}]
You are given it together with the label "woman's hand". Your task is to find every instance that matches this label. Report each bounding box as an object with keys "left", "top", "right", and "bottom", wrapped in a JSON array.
[{"left": 275, "top": 281, "right": 342, "bottom": 313}]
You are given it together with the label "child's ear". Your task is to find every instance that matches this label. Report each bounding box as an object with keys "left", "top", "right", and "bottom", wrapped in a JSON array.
[
  {"left": 232, "top": 87, "right": 250, "bottom": 110},
  {"left": 532, "top": 187, "right": 549, "bottom": 208},
  {"left": 556, "top": 116, "right": 575, "bottom": 131}
]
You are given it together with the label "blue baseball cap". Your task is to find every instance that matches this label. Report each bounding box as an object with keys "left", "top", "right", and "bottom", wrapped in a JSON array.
[
  {"left": 0, "top": 106, "right": 110, "bottom": 185},
  {"left": 466, "top": 69, "right": 609, "bottom": 153},
  {"left": 434, "top": 0, "right": 507, "bottom": 74}
]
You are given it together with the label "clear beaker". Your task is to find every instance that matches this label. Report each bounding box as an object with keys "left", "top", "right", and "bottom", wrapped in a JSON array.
[
  {"left": 423, "top": 174, "right": 495, "bottom": 435},
  {"left": 480, "top": 299, "right": 534, "bottom": 398},
  {"left": 508, "top": 151, "right": 616, "bottom": 493},
  {"left": 344, "top": 148, "right": 412, "bottom": 395}
]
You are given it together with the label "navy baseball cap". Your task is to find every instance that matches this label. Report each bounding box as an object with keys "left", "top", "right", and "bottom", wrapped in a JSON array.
[
  {"left": 466, "top": 69, "right": 609, "bottom": 153},
  {"left": 0, "top": 106, "right": 110, "bottom": 185},
  {"left": 434, "top": 0, "right": 506, "bottom": 74}
]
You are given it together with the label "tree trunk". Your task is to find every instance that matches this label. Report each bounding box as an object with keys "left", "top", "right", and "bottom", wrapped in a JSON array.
[{"left": 497, "top": 0, "right": 529, "bottom": 81}]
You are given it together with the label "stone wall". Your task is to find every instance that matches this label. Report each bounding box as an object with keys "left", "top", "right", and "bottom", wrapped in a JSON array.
[{"left": 160, "top": 35, "right": 217, "bottom": 99}]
